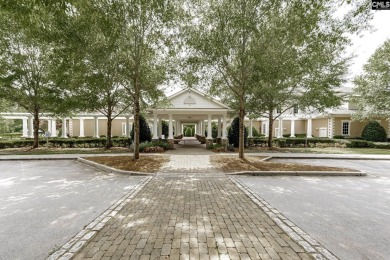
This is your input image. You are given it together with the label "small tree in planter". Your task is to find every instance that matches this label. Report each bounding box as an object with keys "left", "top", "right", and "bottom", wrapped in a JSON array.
[
  {"left": 228, "top": 117, "right": 248, "bottom": 148},
  {"left": 362, "top": 121, "right": 387, "bottom": 142},
  {"left": 131, "top": 115, "right": 152, "bottom": 143}
]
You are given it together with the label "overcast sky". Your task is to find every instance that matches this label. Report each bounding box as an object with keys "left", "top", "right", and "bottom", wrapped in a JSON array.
[
  {"left": 167, "top": 9, "right": 390, "bottom": 95},
  {"left": 346, "top": 10, "right": 390, "bottom": 85}
]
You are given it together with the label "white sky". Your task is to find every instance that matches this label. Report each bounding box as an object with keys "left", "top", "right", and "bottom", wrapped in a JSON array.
[{"left": 347, "top": 10, "right": 390, "bottom": 82}]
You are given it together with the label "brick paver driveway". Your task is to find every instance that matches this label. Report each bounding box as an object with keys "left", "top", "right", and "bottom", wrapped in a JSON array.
[{"left": 73, "top": 177, "right": 313, "bottom": 260}]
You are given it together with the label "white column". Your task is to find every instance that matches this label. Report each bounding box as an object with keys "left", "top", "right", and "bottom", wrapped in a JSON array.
[
  {"left": 93, "top": 116, "right": 99, "bottom": 138},
  {"left": 125, "top": 116, "right": 130, "bottom": 138},
  {"left": 62, "top": 118, "right": 68, "bottom": 138},
  {"left": 79, "top": 118, "right": 85, "bottom": 137},
  {"left": 47, "top": 119, "right": 52, "bottom": 133},
  {"left": 22, "top": 118, "right": 28, "bottom": 137},
  {"left": 328, "top": 118, "right": 334, "bottom": 139},
  {"left": 207, "top": 115, "right": 212, "bottom": 139},
  {"left": 277, "top": 119, "right": 283, "bottom": 138},
  {"left": 217, "top": 117, "right": 221, "bottom": 138},
  {"left": 290, "top": 119, "right": 296, "bottom": 137},
  {"left": 153, "top": 114, "right": 158, "bottom": 139},
  {"left": 249, "top": 119, "right": 253, "bottom": 138},
  {"left": 222, "top": 115, "right": 227, "bottom": 139},
  {"left": 307, "top": 118, "right": 313, "bottom": 138},
  {"left": 51, "top": 120, "right": 57, "bottom": 137},
  {"left": 28, "top": 116, "right": 34, "bottom": 138},
  {"left": 168, "top": 114, "right": 173, "bottom": 139},
  {"left": 264, "top": 120, "right": 269, "bottom": 137},
  {"left": 158, "top": 118, "right": 162, "bottom": 138}
]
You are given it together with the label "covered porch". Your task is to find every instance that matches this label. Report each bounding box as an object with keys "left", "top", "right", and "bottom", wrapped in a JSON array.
[{"left": 148, "top": 88, "right": 231, "bottom": 148}]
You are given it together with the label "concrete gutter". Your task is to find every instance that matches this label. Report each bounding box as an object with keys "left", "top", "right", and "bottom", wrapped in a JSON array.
[
  {"left": 77, "top": 157, "right": 153, "bottom": 176},
  {"left": 227, "top": 170, "right": 366, "bottom": 177}
]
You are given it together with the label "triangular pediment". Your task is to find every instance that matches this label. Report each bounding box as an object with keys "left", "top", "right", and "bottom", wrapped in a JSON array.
[{"left": 168, "top": 88, "right": 229, "bottom": 110}]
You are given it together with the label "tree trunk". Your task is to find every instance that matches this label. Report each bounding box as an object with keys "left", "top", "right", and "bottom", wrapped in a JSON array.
[
  {"left": 106, "top": 117, "right": 113, "bottom": 149},
  {"left": 267, "top": 113, "right": 274, "bottom": 148},
  {"left": 33, "top": 111, "right": 40, "bottom": 148},
  {"left": 238, "top": 100, "right": 245, "bottom": 159},
  {"left": 133, "top": 90, "right": 140, "bottom": 160}
]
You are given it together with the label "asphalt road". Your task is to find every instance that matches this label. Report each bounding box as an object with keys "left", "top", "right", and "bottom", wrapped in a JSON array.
[
  {"left": 0, "top": 160, "right": 144, "bottom": 260},
  {"left": 238, "top": 159, "right": 390, "bottom": 260}
]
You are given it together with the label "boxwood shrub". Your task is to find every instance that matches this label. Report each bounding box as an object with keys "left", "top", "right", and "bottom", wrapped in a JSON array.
[
  {"left": 362, "top": 121, "right": 387, "bottom": 142},
  {"left": 346, "top": 140, "right": 374, "bottom": 148}
]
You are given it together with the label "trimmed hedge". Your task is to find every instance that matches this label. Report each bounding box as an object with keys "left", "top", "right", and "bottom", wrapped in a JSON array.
[
  {"left": 0, "top": 137, "right": 132, "bottom": 149},
  {"left": 139, "top": 140, "right": 172, "bottom": 152},
  {"left": 247, "top": 137, "right": 390, "bottom": 149},
  {"left": 346, "top": 140, "right": 374, "bottom": 148}
]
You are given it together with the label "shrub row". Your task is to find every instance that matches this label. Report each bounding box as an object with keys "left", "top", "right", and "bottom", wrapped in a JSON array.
[
  {"left": 138, "top": 140, "right": 173, "bottom": 153},
  {"left": 247, "top": 137, "right": 390, "bottom": 149},
  {"left": 248, "top": 137, "right": 340, "bottom": 148},
  {"left": 0, "top": 137, "right": 132, "bottom": 149}
]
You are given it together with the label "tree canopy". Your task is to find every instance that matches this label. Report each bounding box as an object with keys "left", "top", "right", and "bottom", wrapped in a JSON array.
[
  {"left": 184, "top": 0, "right": 372, "bottom": 153},
  {"left": 352, "top": 39, "right": 390, "bottom": 119}
]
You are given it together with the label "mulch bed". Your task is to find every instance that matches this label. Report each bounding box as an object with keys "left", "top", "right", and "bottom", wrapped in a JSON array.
[
  {"left": 85, "top": 155, "right": 169, "bottom": 173},
  {"left": 210, "top": 155, "right": 353, "bottom": 173}
]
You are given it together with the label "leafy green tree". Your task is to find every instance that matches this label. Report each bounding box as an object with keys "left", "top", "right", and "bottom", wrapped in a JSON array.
[
  {"left": 228, "top": 117, "right": 248, "bottom": 148},
  {"left": 352, "top": 40, "right": 390, "bottom": 119},
  {"left": 116, "top": 1, "right": 177, "bottom": 159},
  {"left": 361, "top": 121, "right": 387, "bottom": 142},
  {"left": 244, "top": 1, "right": 370, "bottom": 148},
  {"left": 59, "top": 1, "right": 133, "bottom": 149},
  {"left": 131, "top": 114, "right": 152, "bottom": 143},
  {"left": 0, "top": 5, "right": 64, "bottom": 148}
]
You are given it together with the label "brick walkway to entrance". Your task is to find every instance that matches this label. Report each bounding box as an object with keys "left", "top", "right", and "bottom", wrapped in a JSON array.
[{"left": 73, "top": 177, "right": 312, "bottom": 260}]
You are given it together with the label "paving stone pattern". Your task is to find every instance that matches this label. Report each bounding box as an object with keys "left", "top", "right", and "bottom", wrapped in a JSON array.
[
  {"left": 159, "top": 155, "right": 217, "bottom": 173},
  {"left": 73, "top": 177, "right": 313, "bottom": 260}
]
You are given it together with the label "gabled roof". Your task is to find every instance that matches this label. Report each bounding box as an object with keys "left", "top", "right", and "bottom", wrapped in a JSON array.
[{"left": 166, "top": 88, "right": 230, "bottom": 110}]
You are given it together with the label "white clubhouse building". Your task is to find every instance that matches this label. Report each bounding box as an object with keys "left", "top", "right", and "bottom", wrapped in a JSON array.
[{"left": 1, "top": 88, "right": 390, "bottom": 141}]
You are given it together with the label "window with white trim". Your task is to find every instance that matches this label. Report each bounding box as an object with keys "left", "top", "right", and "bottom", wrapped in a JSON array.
[
  {"left": 262, "top": 123, "right": 266, "bottom": 134},
  {"left": 293, "top": 104, "right": 299, "bottom": 114},
  {"left": 341, "top": 121, "right": 351, "bottom": 136}
]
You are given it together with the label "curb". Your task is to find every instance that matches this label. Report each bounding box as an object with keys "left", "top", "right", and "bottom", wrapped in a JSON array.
[
  {"left": 228, "top": 170, "right": 366, "bottom": 177},
  {"left": 0, "top": 157, "right": 77, "bottom": 161},
  {"left": 269, "top": 156, "right": 390, "bottom": 161},
  {"left": 230, "top": 176, "right": 339, "bottom": 260},
  {"left": 77, "top": 157, "right": 153, "bottom": 176},
  {"left": 46, "top": 176, "right": 153, "bottom": 260}
]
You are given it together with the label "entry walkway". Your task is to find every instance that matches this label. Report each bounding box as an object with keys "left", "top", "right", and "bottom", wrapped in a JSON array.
[{"left": 73, "top": 177, "right": 313, "bottom": 260}]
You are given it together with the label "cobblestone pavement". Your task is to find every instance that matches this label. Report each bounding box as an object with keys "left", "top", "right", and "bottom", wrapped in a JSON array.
[
  {"left": 73, "top": 177, "right": 313, "bottom": 260},
  {"left": 159, "top": 155, "right": 217, "bottom": 174}
]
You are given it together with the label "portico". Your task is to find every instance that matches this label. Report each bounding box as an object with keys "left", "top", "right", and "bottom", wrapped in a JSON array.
[{"left": 148, "top": 88, "right": 230, "bottom": 147}]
